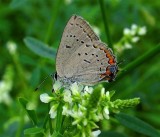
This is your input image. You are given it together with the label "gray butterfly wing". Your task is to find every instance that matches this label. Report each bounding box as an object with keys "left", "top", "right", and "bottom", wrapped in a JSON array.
[
  {"left": 56, "top": 15, "right": 99, "bottom": 77},
  {"left": 63, "top": 41, "right": 117, "bottom": 85}
]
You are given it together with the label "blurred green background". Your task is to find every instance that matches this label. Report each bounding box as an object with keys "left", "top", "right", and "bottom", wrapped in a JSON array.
[{"left": 0, "top": 0, "right": 160, "bottom": 137}]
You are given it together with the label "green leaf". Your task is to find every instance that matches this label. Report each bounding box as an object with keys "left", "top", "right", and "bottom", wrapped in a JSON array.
[
  {"left": 10, "top": 0, "right": 27, "bottom": 9},
  {"left": 18, "top": 98, "right": 38, "bottom": 126},
  {"left": 51, "top": 131, "right": 63, "bottom": 137},
  {"left": 24, "top": 127, "right": 44, "bottom": 135},
  {"left": 87, "top": 84, "right": 102, "bottom": 109},
  {"left": 29, "top": 67, "right": 41, "bottom": 87},
  {"left": 61, "top": 117, "right": 75, "bottom": 135},
  {"left": 99, "top": 131, "right": 128, "bottom": 137},
  {"left": 24, "top": 37, "right": 56, "bottom": 59},
  {"left": 115, "top": 113, "right": 160, "bottom": 137}
]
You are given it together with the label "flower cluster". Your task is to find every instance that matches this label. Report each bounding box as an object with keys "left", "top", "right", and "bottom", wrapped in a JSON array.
[
  {"left": 40, "top": 81, "right": 111, "bottom": 137},
  {"left": 114, "top": 24, "right": 147, "bottom": 53},
  {"left": 40, "top": 81, "right": 140, "bottom": 137}
]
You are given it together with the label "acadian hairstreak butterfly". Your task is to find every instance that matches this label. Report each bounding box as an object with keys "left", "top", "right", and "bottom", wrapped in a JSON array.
[{"left": 54, "top": 15, "right": 118, "bottom": 85}]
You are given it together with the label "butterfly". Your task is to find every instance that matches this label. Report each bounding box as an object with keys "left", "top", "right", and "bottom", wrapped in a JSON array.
[{"left": 55, "top": 15, "right": 118, "bottom": 85}]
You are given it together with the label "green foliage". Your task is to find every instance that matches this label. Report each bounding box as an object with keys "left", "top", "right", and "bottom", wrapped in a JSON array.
[
  {"left": 24, "top": 127, "right": 44, "bottom": 135},
  {"left": 115, "top": 113, "right": 160, "bottom": 137},
  {"left": 24, "top": 37, "right": 56, "bottom": 59},
  {"left": 19, "top": 98, "right": 38, "bottom": 126},
  {"left": 87, "top": 85, "right": 102, "bottom": 109}
]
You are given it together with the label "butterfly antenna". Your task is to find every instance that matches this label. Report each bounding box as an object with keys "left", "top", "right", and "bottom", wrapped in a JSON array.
[
  {"left": 35, "top": 74, "right": 53, "bottom": 91},
  {"left": 117, "top": 59, "right": 125, "bottom": 65}
]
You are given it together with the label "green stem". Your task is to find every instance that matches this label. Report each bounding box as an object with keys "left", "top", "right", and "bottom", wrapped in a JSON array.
[
  {"left": 45, "top": 0, "right": 62, "bottom": 44},
  {"left": 13, "top": 53, "right": 27, "bottom": 90},
  {"left": 16, "top": 110, "right": 25, "bottom": 137},
  {"left": 98, "top": 0, "right": 113, "bottom": 49},
  {"left": 55, "top": 102, "right": 63, "bottom": 134},
  {"left": 104, "top": 43, "right": 160, "bottom": 89},
  {"left": 48, "top": 103, "right": 53, "bottom": 134}
]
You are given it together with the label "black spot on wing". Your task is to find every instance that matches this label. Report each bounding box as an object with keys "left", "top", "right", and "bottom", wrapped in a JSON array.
[
  {"left": 84, "top": 59, "right": 90, "bottom": 63},
  {"left": 66, "top": 45, "right": 71, "bottom": 48}
]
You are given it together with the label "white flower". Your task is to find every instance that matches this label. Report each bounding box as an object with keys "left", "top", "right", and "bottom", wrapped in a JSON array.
[
  {"left": 101, "top": 87, "right": 105, "bottom": 96},
  {"left": 131, "top": 24, "right": 138, "bottom": 30},
  {"left": 130, "top": 29, "right": 136, "bottom": 36},
  {"left": 84, "top": 86, "right": 93, "bottom": 94},
  {"left": 123, "top": 28, "right": 130, "bottom": 35},
  {"left": 63, "top": 89, "right": 72, "bottom": 103},
  {"left": 124, "top": 42, "right": 132, "bottom": 49},
  {"left": 6, "top": 41, "right": 17, "bottom": 55},
  {"left": 103, "top": 106, "right": 109, "bottom": 119},
  {"left": 92, "top": 130, "right": 101, "bottom": 137},
  {"left": 138, "top": 26, "right": 147, "bottom": 35},
  {"left": 49, "top": 104, "right": 58, "bottom": 118},
  {"left": 53, "top": 80, "right": 62, "bottom": 91},
  {"left": 0, "top": 66, "right": 13, "bottom": 105},
  {"left": 62, "top": 104, "right": 72, "bottom": 116},
  {"left": 72, "top": 109, "right": 84, "bottom": 125},
  {"left": 40, "top": 93, "right": 53, "bottom": 103},
  {"left": 105, "top": 91, "right": 110, "bottom": 98},
  {"left": 132, "top": 36, "right": 139, "bottom": 43},
  {"left": 101, "top": 90, "right": 110, "bottom": 102},
  {"left": 65, "top": 0, "right": 72, "bottom": 5},
  {"left": 70, "top": 82, "right": 82, "bottom": 95}
]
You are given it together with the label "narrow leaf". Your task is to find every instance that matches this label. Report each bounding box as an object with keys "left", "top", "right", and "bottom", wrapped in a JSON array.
[
  {"left": 24, "top": 127, "right": 44, "bottom": 135},
  {"left": 51, "top": 131, "right": 63, "bottom": 137},
  {"left": 115, "top": 113, "right": 160, "bottom": 137},
  {"left": 24, "top": 37, "right": 56, "bottom": 59},
  {"left": 99, "top": 131, "right": 128, "bottom": 137},
  {"left": 18, "top": 98, "right": 38, "bottom": 126},
  {"left": 55, "top": 102, "right": 63, "bottom": 133}
]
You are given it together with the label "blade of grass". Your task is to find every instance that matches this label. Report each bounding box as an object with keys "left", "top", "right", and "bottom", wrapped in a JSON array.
[
  {"left": 48, "top": 103, "right": 53, "bottom": 134},
  {"left": 115, "top": 113, "right": 160, "bottom": 137},
  {"left": 98, "top": 0, "right": 113, "bottom": 49},
  {"left": 45, "top": 0, "right": 63, "bottom": 44}
]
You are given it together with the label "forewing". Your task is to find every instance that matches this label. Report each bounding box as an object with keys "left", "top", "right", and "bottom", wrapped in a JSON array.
[{"left": 56, "top": 15, "right": 99, "bottom": 77}]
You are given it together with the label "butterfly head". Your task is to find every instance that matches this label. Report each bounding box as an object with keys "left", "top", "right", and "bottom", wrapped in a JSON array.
[
  {"left": 107, "top": 64, "right": 118, "bottom": 82},
  {"left": 100, "top": 64, "right": 118, "bottom": 83}
]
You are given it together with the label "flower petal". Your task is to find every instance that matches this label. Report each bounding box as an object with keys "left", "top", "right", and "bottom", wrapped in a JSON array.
[
  {"left": 64, "top": 89, "right": 72, "bottom": 103},
  {"left": 132, "top": 36, "right": 139, "bottom": 43},
  {"left": 49, "top": 104, "right": 58, "bottom": 118},
  {"left": 124, "top": 42, "right": 132, "bottom": 49},
  {"left": 40, "top": 93, "right": 53, "bottom": 103},
  {"left": 123, "top": 28, "right": 130, "bottom": 35},
  {"left": 70, "top": 82, "right": 79, "bottom": 95},
  {"left": 131, "top": 24, "right": 138, "bottom": 30},
  {"left": 92, "top": 130, "right": 101, "bottom": 137},
  {"left": 138, "top": 26, "right": 147, "bottom": 35},
  {"left": 103, "top": 107, "right": 110, "bottom": 119},
  {"left": 84, "top": 86, "right": 93, "bottom": 94},
  {"left": 53, "top": 80, "right": 62, "bottom": 91}
]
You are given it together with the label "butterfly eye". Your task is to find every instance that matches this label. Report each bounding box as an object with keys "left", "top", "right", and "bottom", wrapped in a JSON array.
[
  {"left": 54, "top": 73, "right": 58, "bottom": 80},
  {"left": 109, "top": 65, "right": 118, "bottom": 74}
]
